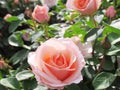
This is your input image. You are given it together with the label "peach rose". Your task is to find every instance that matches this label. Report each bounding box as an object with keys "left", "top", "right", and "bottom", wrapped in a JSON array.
[
  {"left": 71, "top": 36, "right": 92, "bottom": 58},
  {"left": 106, "top": 6, "right": 116, "bottom": 18},
  {"left": 28, "top": 38, "right": 85, "bottom": 89},
  {"left": 32, "top": 5, "right": 50, "bottom": 23},
  {"left": 41, "top": 0, "right": 58, "bottom": 7},
  {"left": 66, "top": 0, "right": 101, "bottom": 15},
  {"left": 4, "top": 14, "right": 12, "bottom": 20}
]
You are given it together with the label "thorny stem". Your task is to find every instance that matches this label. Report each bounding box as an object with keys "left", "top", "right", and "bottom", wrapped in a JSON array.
[
  {"left": 97, "top": 55, "right": 105, "bottom": 73},
  {"left": 97, "top": 49, "right": 106, "bottom": 73},
  {"left": 90, "top": 15, "right": 98, "bottom": 28},
  {"left": 93, "top": 17, "right": 97, "bottom": 28}
]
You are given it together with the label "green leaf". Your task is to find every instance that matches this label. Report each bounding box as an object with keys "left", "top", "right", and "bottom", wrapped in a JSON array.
[
  {"left": 107, "top": 46, "right": 120, "bottom": 55},
  {"left": 108, "top": 33, "right": 120, "bottom": 44},
  {"left": 5, "top": 16, "right": 20, "bottom": 22},
  {"left": 115, "top": 68, "right": 120, "bottom": 76},
  {"left": 16, "top": 70, "right": 34, "bottom": 81},
  {"left": 84, "top": 28, "right": 103, "bottom": 42},
  {"left": 93, "top": 72, "right": 116, "bottom": 90},
  {"left": 8, "top": 21, "right": 21, "bottom": 33},
  {"left": 65, "top": 84, "right": 81, "bottom": 90},
  {"left": 26, "top": 19, "right": 34, "bottom": 26},
  {"left": 31, "top": 31, "right": 44, "bottom": 42},
  {"left": 103, "top": 25, "right": 120, "bottom": 35},
  {"left": 8, "top": 32, "right": 24, "bottom": 47},
  {"left": 102, "top": 56, "right": 114, "bottom": 71},
  {"left": 17, "top": 13, "right": 24, "bottom": 20},
  {"left": 33, "top": 85, "right": 48, "bottom": 90},
  {"left": 0, "top": 71, "right": 3, "bottom": 79},
  {"left": 64, "top": 22, "right": 86, "bottom": 41},
  {"left": 10, "top": 49, "right": 29, "bottom": 65},
  {"left": 83, "top": 66, "right": 95, "bottom": 79},
  {"left": 0, "top": 77, "right": 20, "bottom": 89},
  {"left": 22, "top": 79, "right": 37, "bottom": 90},
  {"left": 0, "top": 84, "right": 7, "bottom": 90},
  {"left": 22, "top": 79, "right": 48, "bottom": 90}
]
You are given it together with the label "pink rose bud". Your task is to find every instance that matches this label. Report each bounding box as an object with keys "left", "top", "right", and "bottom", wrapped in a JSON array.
[
  {"left": 41, "top": 0, "right": 58, "bottom": 7},
  {"left": 0, "top": 61, "right": 3, "bottom": 69},
  {"left": 71, "top": 36, "right": 92, "bottom": 58},
  {"left": 66, "top": 0, "right": 101, "bottom": 15},
  {"left": 22, "top": 32, "right": 30, "bottom": 41},
  {"left": 14, "top": 0, "right": 19, "bottom": 4},
  {"left": 28, "top": 38, "right": 85, "bottom": 89},
  {"left": 4, "top": 14, "right": 12, "bottom": 20},
  {"left": 106, "top": 6, "right": 116, "bottom": 18},
  {"left": 32, "top": 5, "right": 50, "bottom": 23}
]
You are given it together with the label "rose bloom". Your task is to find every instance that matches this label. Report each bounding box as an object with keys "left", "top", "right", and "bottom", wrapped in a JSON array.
[
  {"left": 41, "top": 0, "right": 58, "bottom": 7},
  {"left": 66, "top": 0, "right": 101, "bottom": 15},
  {"left": 28, "top": 38, "right": 85, "bottom": 89},
  {"left": 71, "top": 36, "right": 92, "bottom": 58},
  {"left": 32, "top": 5, "right": 50, "bottom": 23},
  {"left": 4, "top": 14, "right": 12, "bottom": 20},
  {"left": 106, "top": 6, "right": 116, "bottom": 18}
]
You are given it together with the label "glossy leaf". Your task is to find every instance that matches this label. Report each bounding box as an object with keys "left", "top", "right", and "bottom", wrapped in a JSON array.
[
  {"left": 102, "top": 56, "right": 115, "bottom": 71},
  {"left": 8, "top": 21, "right": 21, "bottom": 33},
  {"left": 64, "top": 22, "right": 86, "bottom": 41},
  {"left": 84, "top": 28, "right": 103, "bottom": 42},
  {"left": 16, "top": 70, "right": 34, "bottom": 81},
  {"left": 93, "top": 72, "right": 116, "bottom": 90},
  {"left": 8, "top": 32, "right": 24, "bottom": 47},
  {"left": 10, "top": 49, "right": 29, "bottom": 65},
  {"left": 65, "top": 84, "right": 81, "bottom": 90},
  {"left": 5, "top": 16, "right": 20, "bottom": 22},
  {"left": 0, "top": 77, "right": 20, "bottom": 89}
]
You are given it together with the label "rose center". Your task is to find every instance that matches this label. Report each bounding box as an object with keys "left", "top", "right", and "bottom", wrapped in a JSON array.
[
  {"left": 74, "top": 0, "right": 90, "bottom": 9},
  {"left": 55, "top": 55, "right": 64, "bottom": 66},
  {"left": 53, "top": 54, "right": 66, "bottom": 67}
]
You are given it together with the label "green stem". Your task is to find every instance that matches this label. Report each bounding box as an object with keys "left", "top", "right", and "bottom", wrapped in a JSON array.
[
  {"left": 32, "top": 18, "right": 37, "bottom": 31},
  {"left": 90, "top": 15, "right": 99, "bottom": 72},
  {"left": 43, "top": 23, "right": 49, "bottom": 39},
  {"left": 90, "top": 15, "right": 98, "bottom": 28},
  {"left": 91, "top": 15, "right": 98, "bottom": 57}
]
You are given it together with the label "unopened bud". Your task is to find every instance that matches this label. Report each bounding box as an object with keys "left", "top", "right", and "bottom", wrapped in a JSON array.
[
  {"left": 4, "top": 14, "right": 12, "bottom": 21},
  {"left": 22, "top": 32, "right": 30, "bottom": 41},
  {"left": 101, "top": 36, "right": 111, "bottom": 50},
  {"left": 106, "top": 6, "right": 116, "bottom": 18}
]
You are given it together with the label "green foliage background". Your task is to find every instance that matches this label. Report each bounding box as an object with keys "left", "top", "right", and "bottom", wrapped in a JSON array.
[{"left": 0, "top": 0, "right": 120, "bottom": 90}]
